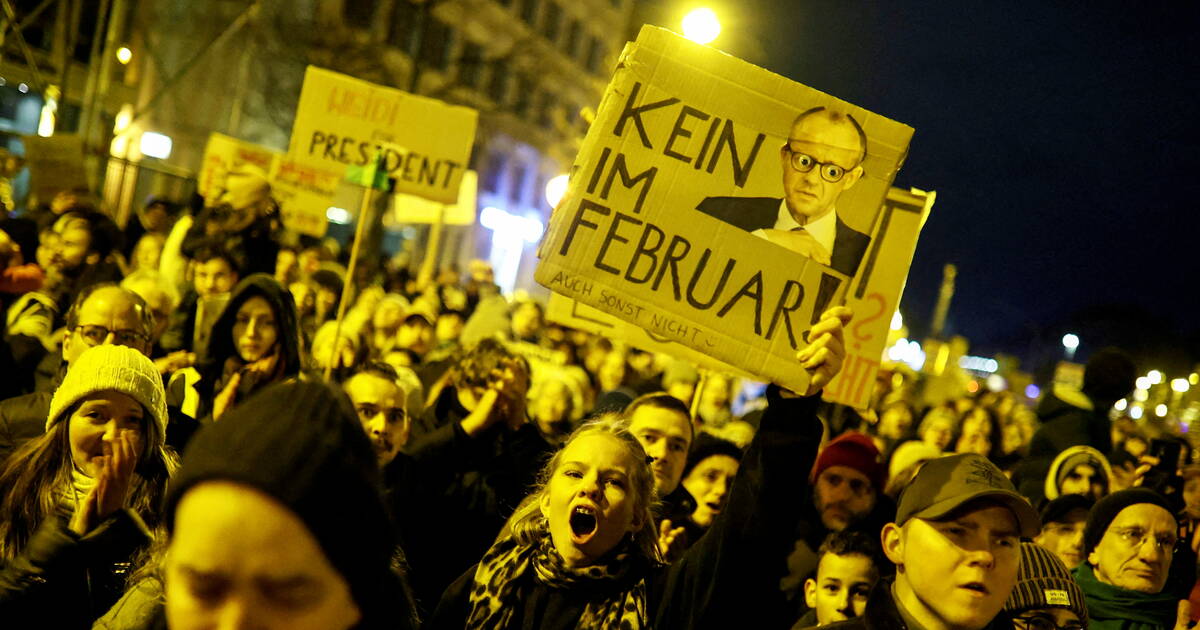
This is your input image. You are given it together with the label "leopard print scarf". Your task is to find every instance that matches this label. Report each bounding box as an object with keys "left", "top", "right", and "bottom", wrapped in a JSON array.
[{"left": 466, "top": 521, "right": 647, "bottom": 630}]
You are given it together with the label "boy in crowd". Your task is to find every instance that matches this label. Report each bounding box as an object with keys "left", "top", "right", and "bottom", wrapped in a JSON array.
[
  {"left": 797, "top": 531, "right": 883, "bottom": 628},
  {"left": 824, "top": 453, "right": 1040, "bottom": 630}
]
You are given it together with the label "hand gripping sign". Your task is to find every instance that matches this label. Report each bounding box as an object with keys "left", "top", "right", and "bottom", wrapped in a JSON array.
[{"left": 536, "top": 26, "right": 915, "bottom": 394}]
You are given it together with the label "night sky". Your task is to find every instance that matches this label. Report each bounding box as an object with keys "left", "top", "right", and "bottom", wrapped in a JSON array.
[{"left": 681, "top": 1, "right": 1200, "bottom": 373}]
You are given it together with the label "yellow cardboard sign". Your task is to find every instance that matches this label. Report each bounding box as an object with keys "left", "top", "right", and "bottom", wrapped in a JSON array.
[
  {"left": 822, "top": 188, "right": 935, "bottom": 408},
  {"left": 198, "top": 133, "right": 334, "bottom": 238},
  {"left": 198, "top": 133, "right": 276, "bottom": 202},
  {"left": 547, "top": 187, "right": 935, "bottom": 409},
  {"left": 391, "top": 170, "right": 478, "bottom": 225},
  {"left": 535, "top": 26, "right": 914, "bottom": 394},
  {"left": 289, "top": 66, "right": 478, "bottom": 204}
]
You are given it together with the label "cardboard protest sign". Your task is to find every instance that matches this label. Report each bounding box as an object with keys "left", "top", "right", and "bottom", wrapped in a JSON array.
[
  {"left": 198, "top": 133, "right": 276, "bottom": 202},
  {"left": 269, "top": 157, "right": 340, "bottom": 238},
  {"left": 22, "top": 135, "right": 87, "bottom": 203},
  {"left": 546, "top": 291, "right": 754, "bottom": 378},
  {"left": 289, "top": 66, "right": 478, "bottom": 204},
  {"left": 198, "top": 133, "right": 337, "bottom": 238},
  {"left": 535, "top": 26, "right": 914, "bottom": 394},
  {"left": 822, "top": 187, "right": 935, "bottom": 408},
  {"left": 546, "top": 186, "right": 935, "bottom": 409},
  {"left": 391, "top": 169, "right": 478, "bottom": 225}
]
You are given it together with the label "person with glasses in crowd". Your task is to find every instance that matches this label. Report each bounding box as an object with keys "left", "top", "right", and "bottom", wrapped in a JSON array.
[
  {"left": 1004, "top": 542, "right": 1088, "bottom": 630},
  {"left": 1074, "top": 488, "right": 1193, "bottom": 630},
  {"left": 0, "top": 285, "right": 158, "bottom": 463},
  {"left": 695, "top": 106, "right": 871, "bottom": 277}
]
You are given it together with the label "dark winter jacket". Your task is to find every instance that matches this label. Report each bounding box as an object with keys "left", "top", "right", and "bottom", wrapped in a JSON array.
[
  {"left": 393, "top": 399, "right": 555, "bottom": 615},
  {"left": 0, "top": 510, "right": 151, "bottom": 628},
  {"left": 425, "top": 386, "right": 822, "bottom": 630},
  {"left": 816, "top": 578, "right": 1016, "bottom": 630},
  {"left": 1015, "top": 384, "right": 1109, "bottom": 503},
  {"left": 0, "top": 390, "right": 50, "bottom": 465}
]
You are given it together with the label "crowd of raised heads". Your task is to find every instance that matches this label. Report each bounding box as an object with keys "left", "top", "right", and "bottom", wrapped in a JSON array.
[{"left": 0, "top": 185, "right": 1195, "bottom": 630}]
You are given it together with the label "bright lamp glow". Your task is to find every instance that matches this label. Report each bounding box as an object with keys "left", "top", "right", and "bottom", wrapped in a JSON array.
[
  {"left": 1148, "top": 370, "right": 1164, "bottom": 384},
  {"left": 681, "top": 8, "right": 721, "bottom": 44},
  {"left": 1135, "top": 377, "right": 1151, "bottom": 391},
  {"left": 1114, "top": 398, "right": 1128, "bottom": 411},
  {"left": 958, "top": 355, "right": 998, "bottom": 373},
  {"left": 1172, "top": 378, "right": 1190, "bottom": 393},
  {"left": 986, "top": 374, "right": 1006, "bottom": 392},
  {"left": 480, "top": 206, "right": 543, "bottom": 243},
  {"left": 139, "top": 131, "right": 172, "bottom": 159},
  {"left": 1133, "top": 389, "right": 1148, "bottom": 402},
  {"left": 544, "top": 174, "right": 569, "bottom": 208},
  {"left": 1130, "top": 406, "right": 1143, "bottom": 420},
  {"left": 1155, "top": 404, "right": 1168, "bottom": 418},
  {"left": 326, "top": 207, "right": 351, "bottom": 224},
  {"left": 890, "top": 311, "right": 903, "bottom": 331},
  {"left": 1061, "top": 333, "right": 1079, "bottom": 350},
  {"left": 116, "top": 47, "right": 132, "bottom": 64},
  {"left": 1025, "top": 384, "right": 1040, "bottom": 399}
]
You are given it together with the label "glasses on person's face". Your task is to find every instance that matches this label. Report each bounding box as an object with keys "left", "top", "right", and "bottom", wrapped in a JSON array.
[
  {"left": 1013, "top": 613, "right": 1084, "bottom": 630},
  {"left": 783, "top": 143, "right": 857, "bottom": 183},
  {"left": 1111, "top": 526, "right": 1177, "bottom": 553},
  {"left": 74, "top": 324, "right": 148, "bottom": 348}
]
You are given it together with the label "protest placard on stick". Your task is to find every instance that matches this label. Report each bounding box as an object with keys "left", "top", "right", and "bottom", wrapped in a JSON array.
[
  {"left": 535, "top": 26, "right": 915, "bottom": 394},
  {"left": 289, "top": 66, "right": 477, "bottom": 205}
]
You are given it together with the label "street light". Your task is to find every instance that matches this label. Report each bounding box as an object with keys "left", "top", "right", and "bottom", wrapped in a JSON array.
[
  {"left": 545, "top": 173, "right": 569, "bottom": 208},
  {"left": 1172, "top": 378, "right": 1190, "bottom": 393},
  {"left": 681, "top": 8, "right": 721, "bottom": 44},
  {"left": 1061, "top": 333, "right": 1079, "bottom": 360},
  {"left": 116, "top": 47, "right": 133, "bottom": 65}
]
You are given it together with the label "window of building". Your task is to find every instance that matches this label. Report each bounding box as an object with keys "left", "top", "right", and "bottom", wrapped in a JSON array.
[
  {"left": 459, "top": 41, "right": 484, "bottom": 88},
  {"left": 509, "top": 163, "right": 528, "bottom": 204},
  {"left": 419, "top": 18, "right": 456, "bottom": 71},
  {"left": 388, "top": 1, "right": 420, "bottom": 52},
  {"left": 518, "top": 0, "right": 539, "bottom": 26},
  {"left": 344, "top": 0, "right": 377, "bottom": 28},
  {"left": 540, "top": 2, "right": 562, "bottom": 43},
  {"left": 585, "top": 37, "right": 606, "bottom": 75},
  {"left": 484, "top": 153, "right": 507, "bottom": 193},
  {"left": 563, "top": 19, "right": 581, "bottom": 60},
  {"left": 538, "top": 92, "right": 557, "bottom": 130},
  {"left": 513, "top": 75, "right": 534, "bottom": 119},
  {"left": 487, "top": 60, "right": 510, "bottom": 104}
]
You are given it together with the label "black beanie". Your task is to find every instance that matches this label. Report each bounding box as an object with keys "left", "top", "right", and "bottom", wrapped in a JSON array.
[
  {"left": 1083, "top": 488, "right": 1174, "bottom": 556},
  {"left": 683, "top": 433, "right": 744, "bottom": 478},
  {"left": 166, "top": 380, "right": 397, "bottom": 623}
]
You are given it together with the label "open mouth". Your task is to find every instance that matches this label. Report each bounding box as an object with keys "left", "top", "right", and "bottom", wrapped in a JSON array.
[
  {"left": 959, "top": 582, "right": 989, "bottom": 596},
  {"left": 569, "top": 505, "right": 598, "bottom": 544},
  {"left": 705, "top": 501, "right": 722, "bottom": 515}
]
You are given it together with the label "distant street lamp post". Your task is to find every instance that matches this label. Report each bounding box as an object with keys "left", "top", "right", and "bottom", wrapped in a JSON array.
[
  {"left": 1062, "top": 333, "right": 1079, "bottom": 361},
  {"left": 681, "top": 8, "right": 721, "bottom": 44}
]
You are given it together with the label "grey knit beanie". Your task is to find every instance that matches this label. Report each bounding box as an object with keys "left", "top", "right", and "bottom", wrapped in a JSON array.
[{"left": 47, "top": 344, "right": 168, "bottom": 441}]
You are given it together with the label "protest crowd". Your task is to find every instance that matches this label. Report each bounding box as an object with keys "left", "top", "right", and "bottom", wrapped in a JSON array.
[{"left": 0, "top": 178, "right": 1192, "bottom": 630}]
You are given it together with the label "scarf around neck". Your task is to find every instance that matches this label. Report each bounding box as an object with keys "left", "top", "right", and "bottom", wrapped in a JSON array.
[
  {"left": 466, "top": 519, "right": 648, "bottom": 630},
  {"left": 1073, "top": 562, "right": 1176, "bottom": 628}
]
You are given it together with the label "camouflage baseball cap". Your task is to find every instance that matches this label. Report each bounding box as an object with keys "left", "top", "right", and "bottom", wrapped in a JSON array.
[{"left": 896, "top": 453, "right": 1040, "bottom": 537}]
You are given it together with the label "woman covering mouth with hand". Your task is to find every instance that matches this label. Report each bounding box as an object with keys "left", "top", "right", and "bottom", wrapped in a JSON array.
[
  {"left": 0, "top": 345, "right": 176, "bottom": 627},
  {"left": 426, "top": 306, "right": 852, "bottom": 630}
]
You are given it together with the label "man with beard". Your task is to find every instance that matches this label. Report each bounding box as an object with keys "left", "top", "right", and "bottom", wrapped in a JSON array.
[
  {"left": 782, "top": 432, "right": 893, "bottom": 618},
  {"left": 344, "top": 363, "right": 410, "bottom": 468}
]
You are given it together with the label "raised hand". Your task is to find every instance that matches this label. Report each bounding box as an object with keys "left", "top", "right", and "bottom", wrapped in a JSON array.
[
  {"left": 656, "top": 518, "right": 687, "bottom": 561},
  {"left": 795, "top": 306, "right": 853, "bottom": 397}
]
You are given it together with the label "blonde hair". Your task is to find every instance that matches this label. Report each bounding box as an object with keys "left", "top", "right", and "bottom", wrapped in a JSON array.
[{"left": 507, "top": 413, "right": 662, "bottom": 563}]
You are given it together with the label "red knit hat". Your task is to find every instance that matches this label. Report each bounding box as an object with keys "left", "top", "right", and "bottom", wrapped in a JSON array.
[{"left": 810, "top": 432, "right": 886, "bottom": 492}]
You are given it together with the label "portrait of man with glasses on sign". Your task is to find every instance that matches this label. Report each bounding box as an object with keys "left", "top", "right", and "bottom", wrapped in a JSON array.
[{"left": 695, "top": 107, "right": 871, "bottom": 277}]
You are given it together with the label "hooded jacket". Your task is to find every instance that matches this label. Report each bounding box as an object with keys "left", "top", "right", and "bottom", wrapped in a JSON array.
[
  {"left": 194, "top": 274, "right": 302, "bottom": 416},
  {"left": 1015, "top": 384, "right": 1109, "bottom": 504},
  {"left": 1044, "top": 445, "right": 1113, "bottom": 501}
]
